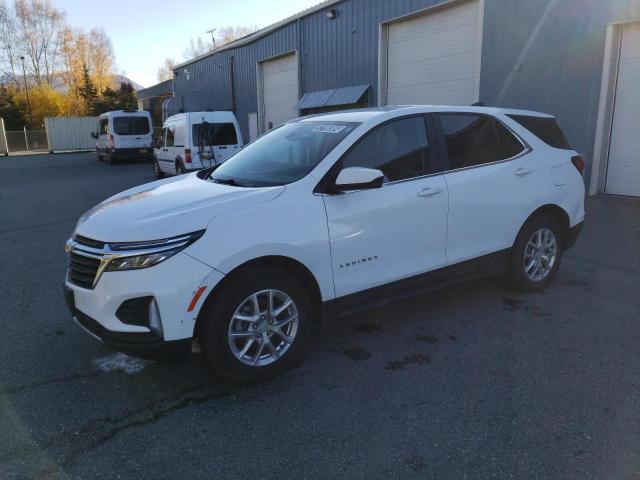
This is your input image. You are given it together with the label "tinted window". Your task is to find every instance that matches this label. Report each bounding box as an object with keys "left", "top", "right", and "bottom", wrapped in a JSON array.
[
  {"left": 439, "top": 114, "right": 524, "bottom": 170},
  {"left": 210, "top": 122, "right": 357, "bottom": 187},
  {"left": 192, "top": 123, "right": 238, "bottom": 147},
  {"left": 113, "top": 116, "right": 150, "bottom": 135},
  {"left": 165, "top": 126, "right": 175, "bottom": 147},
  {"left": 508, "top": 115, "right": 572, "bottom": 149},
  {"left": 342, "top": 117, "right": 430, "bottom": 182},
  {"left": 99, "top": 119, "right": 108, "bottom": 135}
]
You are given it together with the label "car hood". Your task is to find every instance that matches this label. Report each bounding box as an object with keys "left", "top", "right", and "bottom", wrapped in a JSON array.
[{"left": 75, "top": 173, "right": 285, "bottom": 242}]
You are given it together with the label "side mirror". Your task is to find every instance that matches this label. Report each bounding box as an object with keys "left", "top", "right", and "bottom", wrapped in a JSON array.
[
  {"left": 90, "top": 132, "right": 97, "bottom": 139},
  {"left": 333, "top": 167, "right": 384, "bottom": 192}
]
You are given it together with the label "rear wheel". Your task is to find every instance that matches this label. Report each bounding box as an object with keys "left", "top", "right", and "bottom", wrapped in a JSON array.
[
  {"left": 175, "top": 162, "right": 185, "bottom": 175},
  {"left": 506, "top": 213, "right": 564, "bottom": 292},
  {"left": 199, "top": 266, "right": 312, "bottom": 383}
]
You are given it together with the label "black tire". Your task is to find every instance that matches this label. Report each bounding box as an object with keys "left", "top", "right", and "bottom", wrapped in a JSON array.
[
  {"left": 106, "top": 154, "right": 116, "bottom": 165},
  {"left": 506, "top": 213, "right": 565, "bottom": 292},
  {"left": 175, "top": 161, "right": 185, "bottom": 176},
  {"left": 153, "top": 159, "right": 164, "bottom": 179},
  {"left": 97, "top": 153, "right": 103, "bottom": 162},
  {"left": 199, "top": 266, "right": 313, "bottom": 383}
]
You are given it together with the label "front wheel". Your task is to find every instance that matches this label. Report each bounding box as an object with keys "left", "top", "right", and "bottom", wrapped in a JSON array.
[
  {"left": 153, "top": 159, "right": 164, "bottom": 179},
  {"left": 506, "top": 214, "right": 564, "bottom": 292},
  {"left": 199, "top": 266, "right": 312, "bottom": 383}
]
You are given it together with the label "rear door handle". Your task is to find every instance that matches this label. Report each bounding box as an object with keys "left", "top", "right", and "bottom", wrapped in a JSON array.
[
  {"left": 515, "top": 167, "right": 533, "bottom": 176},
  {"left": 417, "top": 187, "right": 444, "bottom": 198}
]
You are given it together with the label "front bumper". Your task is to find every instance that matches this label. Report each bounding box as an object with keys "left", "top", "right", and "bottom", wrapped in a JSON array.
[{"left": 63, "top": 251, "right": 223, "bottom": 351}]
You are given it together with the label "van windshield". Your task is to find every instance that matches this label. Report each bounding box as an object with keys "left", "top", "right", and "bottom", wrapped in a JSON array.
[
  {"left": 192, "top": 123, "right": 238, "bottom": 147},
  {"left": 209, "top": 121, "right": 358, "bottom": 187},
  {"left": 113, "top": 117, "right": 150, "bottom": 135}
]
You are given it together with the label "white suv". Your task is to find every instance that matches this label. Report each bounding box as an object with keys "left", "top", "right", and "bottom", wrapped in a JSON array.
[{"left": 64, "top": 106, "right": 585, "bottom": 382}]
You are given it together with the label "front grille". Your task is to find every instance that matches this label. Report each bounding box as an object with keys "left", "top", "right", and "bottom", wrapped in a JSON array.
[
  {"left": 116, "top": 297, "right": 153, "bottom": 327},
  {"left": 68, "top": 252, "right": 101, "bottom": 289},
  {"left": 74, "top": 235, "right": 106, "bottom": 250}
]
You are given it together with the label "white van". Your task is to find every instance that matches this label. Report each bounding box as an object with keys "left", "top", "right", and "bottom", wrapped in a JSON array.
[
  {"left": 153, "top": 112, "right": 243, "bottom": 178},
  {"left": 93, "top": 110, "right": 154, "bottom": 164}
]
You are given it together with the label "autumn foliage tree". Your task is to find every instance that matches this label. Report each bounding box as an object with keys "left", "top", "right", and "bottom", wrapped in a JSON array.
[{"left": 0, "top": 0, "right": 134, "bottom": 126}]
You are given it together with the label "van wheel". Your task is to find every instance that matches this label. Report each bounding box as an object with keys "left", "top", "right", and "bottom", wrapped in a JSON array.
[
  {"left": 106, "top": 154, "right": 116, "bottom": 165},
  {"left": 506, "top": 213, "right": 564, "bottom": 292},
  {"left": 153, "top": 159, "right": 164, "bottom": 179},
  {"left": 97, "top": 153, "right": 103, "bottom": 162},
  {"left": 175, "top": 162, "right": 185, "bottom": 175},
  {"left": 199, "top": 266, "right": 312, "bottom": 383}
]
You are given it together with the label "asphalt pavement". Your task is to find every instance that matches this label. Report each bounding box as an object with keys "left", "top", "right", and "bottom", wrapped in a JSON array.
[{"left": 0, "top": 152, "right": 639, "bottom": 479}]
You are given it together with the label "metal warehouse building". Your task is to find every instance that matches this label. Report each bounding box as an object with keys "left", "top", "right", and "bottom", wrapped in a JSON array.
[{"left": 152, "top": 0, "right": 640, "bottom": 197}]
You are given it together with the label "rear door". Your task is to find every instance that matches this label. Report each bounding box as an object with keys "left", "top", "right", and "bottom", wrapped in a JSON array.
[
  {"left": 112, "top": 115, "right": 152, "bottom": 150},
  {"left": 213, "top": 123, "right": 241, "bottom": 163},
  {"left": 435, "top": 113, "right": 535, "bottom": 264},
  {"left": 323, "top": 115, "right": 449, "bottom": 298}
]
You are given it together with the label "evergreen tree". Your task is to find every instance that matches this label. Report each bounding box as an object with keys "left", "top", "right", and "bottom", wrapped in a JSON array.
[
  {"left": 0, "top": 85, "right": 25, "bottom": 130},
  {"left": 93, "top": 86, "right": 119, "bottom": 114},
  {"left": 78, "top": 64, "right": 98, "bottom": 114},
  {"left": 116, "top": 82, "right": 137, "bottom": 110}
]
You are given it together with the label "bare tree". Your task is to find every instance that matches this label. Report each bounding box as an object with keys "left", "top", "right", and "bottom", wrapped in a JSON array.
[
  {"left": 182, "top": 25, "right": 258, "bottom": 60},
  {"left": 13, "top": 0, "right": 65, "bottom": 85},
  {"left": 157, "top": 57, "right": 176, "bottom": 82},
  {"left": 0, "top": 0, "right": 21, "bottom": 88}
]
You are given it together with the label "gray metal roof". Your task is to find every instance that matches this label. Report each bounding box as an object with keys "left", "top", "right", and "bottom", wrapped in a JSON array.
[
  {"left": 296, "top": 84, "right": 370, "bottom": 109},
  {"left": 137, "top": 79, "right": 173, "bottom": 100}
]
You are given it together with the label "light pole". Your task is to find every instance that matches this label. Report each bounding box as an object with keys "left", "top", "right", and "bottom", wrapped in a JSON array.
[
  {"left": 206, "top": 28, "right": 217, "bottom": 49},
  {"left": 19, "top": 56, "right": 33, "bottom": 127}
]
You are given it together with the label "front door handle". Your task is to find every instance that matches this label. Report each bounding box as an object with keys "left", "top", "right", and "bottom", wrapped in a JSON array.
[
  {"left": 515, "top": 167, "right": 533, "bottom": 176},
  {"left": 417, "top": 187, "right": 444, "bottom": 198}
]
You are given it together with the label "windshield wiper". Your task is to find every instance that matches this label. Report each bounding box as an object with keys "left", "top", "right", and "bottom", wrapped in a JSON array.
[{"left": 212, "top": 177, "right": 244, "bottom": 187}]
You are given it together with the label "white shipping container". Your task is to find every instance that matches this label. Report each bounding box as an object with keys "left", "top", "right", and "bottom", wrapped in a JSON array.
[{"left": 45, "top": 116, "right": 99, "bottom": 153}]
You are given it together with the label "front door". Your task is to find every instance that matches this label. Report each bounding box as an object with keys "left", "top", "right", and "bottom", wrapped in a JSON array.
[{"left": 322, "top": 116, "right": 449, "bottom": 298}]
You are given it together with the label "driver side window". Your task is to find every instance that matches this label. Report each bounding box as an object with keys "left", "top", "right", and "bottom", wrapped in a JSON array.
[{"left": 341, "top": 116, "right": 431, "bottom": 183}]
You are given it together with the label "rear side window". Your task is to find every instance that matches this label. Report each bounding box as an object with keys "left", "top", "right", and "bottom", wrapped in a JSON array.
[
  {"left": 439, "top": 114, "right": 525, "bottom": 170},
  {"left": 113, "top": 116, "right": 150, "bottom": 135},
  {"left": 192, "top": 123, "right": 238, "bottom": 147},
  {"left": 508, "top": 115, "right": 571, "bottom": 149},
  {"left": 342, "top": 116, "right": 431, "bottom": 183}
]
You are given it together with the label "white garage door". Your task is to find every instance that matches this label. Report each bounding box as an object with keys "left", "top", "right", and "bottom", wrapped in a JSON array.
[
  {"left": 606, "top": 23, "right": 640, "bottom": 197},
  {"left": 386, "top": 0, "right": 481, "bottom": 106},
  {"left": 261, "top": 53, "right": 299, "bottom": 132}
]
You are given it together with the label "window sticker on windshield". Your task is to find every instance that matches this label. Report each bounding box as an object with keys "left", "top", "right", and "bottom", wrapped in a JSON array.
[{"left": 312, "top": 125, "right": 348, "bottom": 134}]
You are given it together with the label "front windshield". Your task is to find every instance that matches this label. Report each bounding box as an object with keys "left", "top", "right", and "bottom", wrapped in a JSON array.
[{"left": 209, "top": 121, "right": 359, "bottom": 187}]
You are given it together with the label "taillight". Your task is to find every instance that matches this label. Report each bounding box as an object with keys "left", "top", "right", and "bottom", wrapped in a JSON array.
[
  {"left": 185, "top": 149, "right": 192, "bottom": 164},
  {"left": 571, "top": 155, "right": 585, "bottom": 175},
  {"left": 108, "top": 134, "right": 114, "bottom": 149}
]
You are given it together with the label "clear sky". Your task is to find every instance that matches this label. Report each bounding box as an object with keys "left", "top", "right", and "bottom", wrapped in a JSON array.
[{"left": 54, "top": 0, "right": 321, "bottom": 88}]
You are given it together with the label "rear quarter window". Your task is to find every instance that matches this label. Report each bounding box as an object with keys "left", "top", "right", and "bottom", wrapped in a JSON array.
[{"left": 508, "top": 115, "right": 572, "bottom": 150}]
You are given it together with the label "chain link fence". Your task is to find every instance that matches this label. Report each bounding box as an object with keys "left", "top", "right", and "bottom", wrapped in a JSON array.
[{"left": 5, "top": 129, "right": 48, "bottom": 153}]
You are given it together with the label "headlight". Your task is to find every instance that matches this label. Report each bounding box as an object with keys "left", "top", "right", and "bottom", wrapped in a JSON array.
[{"left": 104, "top": 230, "right": 205, "bottom": 272}]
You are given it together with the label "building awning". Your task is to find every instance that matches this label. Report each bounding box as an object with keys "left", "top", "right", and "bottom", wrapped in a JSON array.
[{"left": 296, "top": 84, "right": 369, "bottom": 110}]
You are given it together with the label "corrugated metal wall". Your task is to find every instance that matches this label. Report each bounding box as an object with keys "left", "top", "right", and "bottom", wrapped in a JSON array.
[
  {"left": 480, "top": 0, "right": 640, "bottom": 185},
  {"left": 172, "top": 0, "right": 449, "bottom": 140},
  {"left": 44, "top": 117, "right": 99, "bottom": 153},
  {"left": 173, "top": 0, "right": 639, "bottom": 184}
]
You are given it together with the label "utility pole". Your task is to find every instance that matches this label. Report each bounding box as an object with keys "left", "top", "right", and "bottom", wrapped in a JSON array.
[{"left": 19, "top": 56, "right": 33, "bottom": 127}]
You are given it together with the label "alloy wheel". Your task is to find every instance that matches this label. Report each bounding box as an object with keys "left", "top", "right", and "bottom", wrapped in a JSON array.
[
  {"left": 523, "top": 228, "right": 558, "bottom": 282},
  {"left": 227, "top": 289, "right": 299, "bottom": 367}
]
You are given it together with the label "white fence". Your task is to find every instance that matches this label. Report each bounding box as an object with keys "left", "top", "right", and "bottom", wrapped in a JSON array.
[
  {"left": 44, "top": 116, "right": 98, "bottom": 153},
  {"left": 0, "top": 118, "right": 8, "bottom": 156}
]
